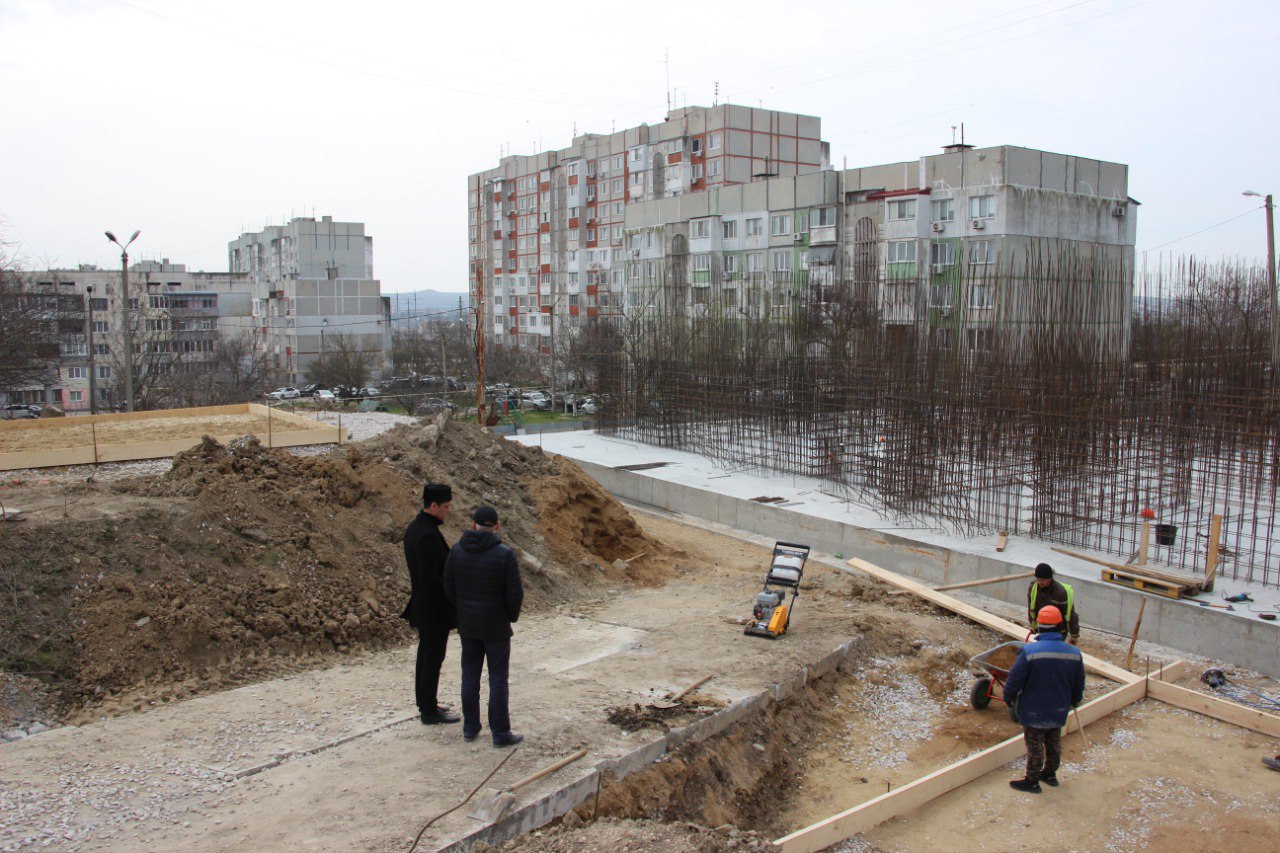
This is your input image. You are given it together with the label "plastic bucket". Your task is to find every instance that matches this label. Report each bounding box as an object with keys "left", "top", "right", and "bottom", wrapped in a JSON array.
[{"left": 1155, "top": 523, "right": 1178, "bottom": 546}]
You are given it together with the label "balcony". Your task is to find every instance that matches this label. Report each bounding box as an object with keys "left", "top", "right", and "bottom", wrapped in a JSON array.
[{"left": 809, "top": 225, "right": 837, "bottom": 245}]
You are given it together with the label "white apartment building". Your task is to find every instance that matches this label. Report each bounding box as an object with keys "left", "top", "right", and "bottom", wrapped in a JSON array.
[
  {"left": 228, "top": 216, "right": 392, "bottom": 384},
  {"left": 467, "top": 104, "right": 830, "bottom": 352},
  {"left": 8, "top": 261, "right": 252, "bottom": 412}
]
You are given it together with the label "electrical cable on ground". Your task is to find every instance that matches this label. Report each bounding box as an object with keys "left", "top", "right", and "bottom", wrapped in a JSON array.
[
  {"left": 1200, "top": 669, "right": 1280, "bottom": 714},
  {"left": 407, "top": 747, "right": 518, "bottom": 853}
]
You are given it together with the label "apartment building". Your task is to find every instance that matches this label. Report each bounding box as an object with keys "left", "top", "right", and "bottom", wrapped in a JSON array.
[
  {"left": 228, "top": 216, "right": 392, "bottom": 385},
  {"left": 467, "top": 104, "right": 830, "bottom": 351},
  {"left": 8, "top": 261, "right": 253, "bottom": 412},
  {"left": 612, "top": 141, "right": 1137, "bottom": 357}
]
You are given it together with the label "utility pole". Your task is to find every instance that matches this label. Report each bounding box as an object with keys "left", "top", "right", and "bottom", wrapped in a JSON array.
[
  {"left": 1244, "top": 191, "right": 1278, "bottom": 368},
  {"left": 85, "top": 285, "right": 97, "bottom": 415},
  {"left": 105, "top": 230, "right": 140, "bottom": 412}
]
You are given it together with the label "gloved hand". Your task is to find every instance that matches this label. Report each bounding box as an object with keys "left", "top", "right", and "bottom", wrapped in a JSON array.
[{"left": 1068, "top": 635, "right": 1078, "bottom": 646}]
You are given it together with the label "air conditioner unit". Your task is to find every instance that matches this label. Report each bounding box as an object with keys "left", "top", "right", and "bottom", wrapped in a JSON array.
[
  {"left": 971, "top": 219, "right": 985, "bottom": 230},
  {"left": 931, "top": 222, "right": 946, "bottom": 233},
  {"left": 793, "top": 233, "right": 803, "bottom": 242},
  {"left": 1112, "top": 205, "right": 1127, "bottom": 217},
  {"left": 631, "top": 249, "right": 640, "bottom": 257}
]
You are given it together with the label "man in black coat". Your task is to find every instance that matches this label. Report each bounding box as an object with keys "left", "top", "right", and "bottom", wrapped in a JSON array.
[
  {"left": 443, "top": 505, "right": 525, "bottom": 747},
  {"left": 401, "top": 483, "right": 460, "bottom": 724}
]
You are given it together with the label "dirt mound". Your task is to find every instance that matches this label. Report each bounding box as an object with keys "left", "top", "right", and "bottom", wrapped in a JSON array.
[
  {"left": 1, "top": 415, "right": 677, "bottom": 722},
  {"left": 490, "top": 816, "right": 775, "bottom": 852},
  {"left": 530, "top": 456, "right": 677, "bottom": 587},
  {"left": 604, "top": 691, "right": 725, "bottom": 732}
]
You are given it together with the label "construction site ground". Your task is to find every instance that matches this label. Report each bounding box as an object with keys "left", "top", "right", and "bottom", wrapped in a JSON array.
[{"left": 1, "top": 418, "right": 1276, "bottom": 851}]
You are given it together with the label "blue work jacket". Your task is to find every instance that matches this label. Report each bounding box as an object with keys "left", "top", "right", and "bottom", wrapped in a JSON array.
[{"left": 1003, "top": 630, "right": 1085, "bottom": 729}]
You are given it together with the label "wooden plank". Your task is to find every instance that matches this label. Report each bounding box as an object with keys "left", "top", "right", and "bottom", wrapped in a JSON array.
[
  {"left": 1204, "top": 513, "right": 1223, "bottom": 587},
  {"left": 1147, "top": 679, "right": 1280, "bottom": 738},
  {"left": 996, "top": 531, "right": 1008, "bottom": 552},
  {"left": 844, "top": 558, "right": 1137, "bottom": 684},
  {"left": 775, "top": 664, "right": 1181, "bottom": 853},
  {"left": 1138, "top": 519, "right": 1150, "bottom": 566},
  {"left": 1052, "top": 546, "right": 1202, "bottom": 589},
  {"left": 933, "top": 571, "right": 1033, "bottom": 592}
]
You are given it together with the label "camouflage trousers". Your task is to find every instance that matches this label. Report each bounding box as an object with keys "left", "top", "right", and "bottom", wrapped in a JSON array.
[{"left": 1023, "top": 726, "right": 1061, "bottom": 781}]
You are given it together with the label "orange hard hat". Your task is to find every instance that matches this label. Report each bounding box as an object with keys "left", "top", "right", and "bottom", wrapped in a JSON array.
[{"left": 1036, "top": 605, "right": 1064, "bottom": 626}]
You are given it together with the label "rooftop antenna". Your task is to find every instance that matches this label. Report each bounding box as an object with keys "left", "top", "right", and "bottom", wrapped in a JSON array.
[
  {"left": 951, "top": 125, "right": 957, "bottom": 144},
  {"left": 961, "top": 122, "right": 966, "bottom": 146},
  {"left": 714, "top": 81, "right": 719, "bottom": 107},
  {"left": 665, "top": 48, "right": 671, "bottom": 113}
]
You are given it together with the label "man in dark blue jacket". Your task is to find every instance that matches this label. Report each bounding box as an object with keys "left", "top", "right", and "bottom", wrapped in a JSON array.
[
  {"left": 443, "top": 505, "right": 525, "bottom": 747},
  {"left": 1002, "top": 605, "right": 1085, "bottom": 793},
  {"left": 402, "top": 483, "right": 460, "bottom": 725}
]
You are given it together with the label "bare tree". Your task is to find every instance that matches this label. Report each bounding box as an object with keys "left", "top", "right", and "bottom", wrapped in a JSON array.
[
  {"left": 306, "top": 331, "right": 374, "bottom": 389},
  {"left": 0, "top": 241, "right": 72, "bottom": 400}
]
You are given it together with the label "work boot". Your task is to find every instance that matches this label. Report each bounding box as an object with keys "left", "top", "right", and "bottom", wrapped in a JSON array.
[
  {"left": 1040, "top": 774, "right": 1059, "bottom": 787},
  {"left": 1009, "top": 778, "right": 1042, "bottom": 794},
  {"left": 493, "top": 732, "right": 524, "bottom": 748},
  {"left": 420, "top": 707, "right": 460, "bottom": 725}
]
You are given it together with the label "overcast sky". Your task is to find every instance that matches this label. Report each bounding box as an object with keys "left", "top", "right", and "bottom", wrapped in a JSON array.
[{"left": 2, "top": 0, "right": 1277, "bottom": 294}]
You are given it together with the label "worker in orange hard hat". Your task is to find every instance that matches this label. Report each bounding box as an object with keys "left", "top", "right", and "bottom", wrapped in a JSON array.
[
  {"left": 1003, "top": 604, "right": 1086, "bottom": 794},
  {"left": 1028, "top": 563, "right": 1080, "bottom": 645}
]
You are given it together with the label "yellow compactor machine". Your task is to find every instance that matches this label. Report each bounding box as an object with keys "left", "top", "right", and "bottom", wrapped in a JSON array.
[{"left": 744, "top": 541, "right": 810, "bottom": 639}]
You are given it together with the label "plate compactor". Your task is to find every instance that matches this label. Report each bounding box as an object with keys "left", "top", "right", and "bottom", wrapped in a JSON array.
[{"left": 744, "top": 541, "right": 811, "bottom": 639}]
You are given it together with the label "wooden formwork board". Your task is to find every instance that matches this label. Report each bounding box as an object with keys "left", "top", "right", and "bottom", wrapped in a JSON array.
[
  {"left": 774, "top": 661, "right": 1188, "bottom": 852},
  {"left": 0, "top": 403, "right": 339, "bottom": 471}
]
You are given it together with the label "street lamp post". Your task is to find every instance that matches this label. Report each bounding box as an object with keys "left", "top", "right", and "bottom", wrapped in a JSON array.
[
  {"left": 105, "top": 230, "right": 141, "bottom": 412},
  {"left": 85, "top": 285, "right": 98, "bottom": 415},
  {"left": 320, "top": 318, "right": 328, "bottom": 377},
  {"left": 1243, "top": 191, "right": 1277, "bottom": 368}
]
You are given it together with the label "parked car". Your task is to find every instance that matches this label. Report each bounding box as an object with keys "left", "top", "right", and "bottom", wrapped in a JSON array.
[
  {"left": 315, "top": 389, "right": 337, "bottom": 402},
  {"left": 358, "top": 386, "right": 381, "bottom": 398},
  {"left": 1, "top": 404, "right": 42, "bottom": 419},
  {"left": 520, "top": 390, "right": 551, "bottom": 411},
  {"left": 417, "top": 398, "right": 456, "bottom": 415},
  {"left": 265, "top": 387, "right": 300, "bottom": 400},
  {"left": 298, "top": 384, "right": 328, "bottom": 397},
  {"left": 333, "top": 385, "right": 359, "bottom": 399}
]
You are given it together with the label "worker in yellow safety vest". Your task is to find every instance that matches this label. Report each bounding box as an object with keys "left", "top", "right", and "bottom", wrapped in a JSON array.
[{"left": 1027, "top": 563, "right": 1079, "bottom": 645}]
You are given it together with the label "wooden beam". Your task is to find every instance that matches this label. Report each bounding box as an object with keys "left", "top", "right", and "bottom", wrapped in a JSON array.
[
  {"left": 933, "top": 571, "right": 1033, "bottom": 592},
  {"left": 774, "top": 663, "right": 1182, "bottom": 853},
  {"left": 1204, "top": 513, "right": 1223, "bottom": 587},
  {"left": 996, "top": 531, "right": 1008, "bottom": 552},
  {"left": 1051, "top": 546, "right": 1201, "bottom": 589},
  {"left": 844, "top": 558, "right": 1137, "bottom": 684},
  {"left": 1137, "top": 519, "right": 1151, "bottom": 566},
  {"left": 1147, "top": 678, "right": 1280, "bottom": 738}
]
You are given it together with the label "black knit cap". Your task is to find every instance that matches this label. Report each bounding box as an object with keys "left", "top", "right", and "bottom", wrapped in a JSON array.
[
  {"left": 1034, "top": 563, "right": 1054, "bottom": 579},
  {"left": 472, "top": 505, "right": 499, "bottom": 527},
  {"left": 422, "top": 483, "right": 452, "bottom": 506}
]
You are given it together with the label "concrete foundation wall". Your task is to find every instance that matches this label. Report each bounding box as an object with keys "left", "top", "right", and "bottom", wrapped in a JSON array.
[{"left": 574, "top": 460, "right": 1280, "bottom": 679}]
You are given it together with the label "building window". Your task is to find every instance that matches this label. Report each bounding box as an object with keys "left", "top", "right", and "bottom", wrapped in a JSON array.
[
  {"left": 93, "top": 343, "right": 110, "bottom": 355},
  {"left": 745, "top": 218, "right": 764, "bottom": 237},
  {"left": 724, "top": 254, "right": 739, "bottom": 276},
  {"left": 932, "top": 198, "right": 955, "bottom": 222},
  {"left": 569, "top": 294, "right": 579, "bottom": 308},
  {"left": 567, "top": 162, "right": 579, "bottom": 177},
  {"left": 67, "top": 366, "right": 86, "bottom": 379},
  {"left": 692, "top": 164, "right": 704, "bottom": 180},
  {"left": 747, "top": 252, "right": 763, "bottom": 272},
  {"left": 887, "top": 241, "right": 916, "bottom": 263},
  {"left": 930, "top": 242, "right": 955, "bottom": 268},
  {"left": 90, "top": 297, "right": 108, "bottom": 311},
  {"left": 771, "top": 251, "right": 790, "bottom": 271},
  {"left": 930, "top": 284, "right": 954, "bottom": 308},
  {"left": 969, "top": 239, "right": 995, "bottom": 265},
  {"left": 612, "top": 225, "right": 622, "bottom": 241},
  {"left": 611, "top": 179, "right": 622, "bottom": 194},
  {"left": 692, "top": 253, "right": 711, "bottom": 271},
  {"left": 771, "top": 214, "right": 792, "bottom": 236},
  {"left": 887, "top": 199, "right": 916, "bottom": 221},
  {"left": 720, "top": 219, "right": 737, "bottom": 239},
  {"left": 970, "top": 280, "right": 995, "bottom": 308},
  {"left": 69, "top": 390, "right": 83, "bottom": 403},
  {"left": 629, "top": 147, "right": 643, "bottom": 163},
  {"left": 586, "top": 229, "right": 596, "bottom": 241},
  {"left": 707, "top": 159, "right": 721, "bottom": 177},
  {"left": 92, "top": 320, "right": 109, "bottom": 333},
  {"left": 98, "top": 365, "right": 110, "bottom": 378},
  {"left": 691, "top": 219, "right": 711, "bottom": 239},
  {"left": 613, "top": 202, "right": 623, "bottom": 216},
  {"left": 810, "top": 207, "right": 836, "bottom": 227},
  {"left": 970, "top": 195, "right": 995, "bottom": 219},
  {"left": 691, "top": 138, "right": 702, "bottom": 154}
]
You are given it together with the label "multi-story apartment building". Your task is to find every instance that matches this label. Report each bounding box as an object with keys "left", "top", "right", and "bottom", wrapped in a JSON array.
[
  {"left": 616, "top": 141, "right": 1137, "bottom": 358},
  {"left": 228, "top": 216, "right": 392, "bottom": 385},
  {"left": 8, "top": 261, "right": 253, "bottom": 412},
  {"left": 467, "top": 105, "right": 830, "bottom": 352}
]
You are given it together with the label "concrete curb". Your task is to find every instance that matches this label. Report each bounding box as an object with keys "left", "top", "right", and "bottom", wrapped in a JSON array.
[{"left": 436, "top": 637, "right": 863, "bottom": 852}]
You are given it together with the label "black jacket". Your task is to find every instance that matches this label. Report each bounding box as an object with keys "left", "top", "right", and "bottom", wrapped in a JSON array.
[
  {"left": 443, "top": 530, "right": 523, "bottom": 642},
  {"left": 401, "top": 511, "right": 458, "bottom": 631},
  {"left": 1026, "top": 578, "right": 1080, "bottom": 638}
]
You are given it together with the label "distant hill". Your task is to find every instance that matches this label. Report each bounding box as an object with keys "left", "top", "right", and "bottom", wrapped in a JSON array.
[{"left": 387, "top": 289, "right": 469, "bottom": 326}]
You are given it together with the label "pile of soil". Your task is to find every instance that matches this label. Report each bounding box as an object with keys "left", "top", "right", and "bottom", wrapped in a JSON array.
[
  {"left": 489, "top": 817, "right": 776, "bottom": 852},
  {"left": 605, "top": 692, "right": 724, "bottom": 733},
  {"left": 0, "top": 414, "right": 677, "bottom": 722}
]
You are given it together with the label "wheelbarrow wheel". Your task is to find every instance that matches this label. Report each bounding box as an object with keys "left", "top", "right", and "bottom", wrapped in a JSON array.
[{"left": 970, "top": 677, "right": 993, "bottom": 710}]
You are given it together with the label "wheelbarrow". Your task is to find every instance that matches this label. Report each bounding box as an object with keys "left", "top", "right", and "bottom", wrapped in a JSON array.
[{"left": 968, "top": 640, "right": 1025, "bottom": 722}]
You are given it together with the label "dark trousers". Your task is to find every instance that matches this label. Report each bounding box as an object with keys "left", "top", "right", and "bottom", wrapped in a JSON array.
[
  {"left": 1023, "top": 726, "right": 1061, "bottom": 781},
  {"left": 415, "top": 626, "right": 450, "bottom": 713},
  {"left": 460, "top": 636, "right": 511, "bottom": 739}
]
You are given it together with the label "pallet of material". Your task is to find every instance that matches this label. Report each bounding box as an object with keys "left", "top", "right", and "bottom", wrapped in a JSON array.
[{"left": 1100, "top": 567, "right": 1195, "bottom": 599}]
